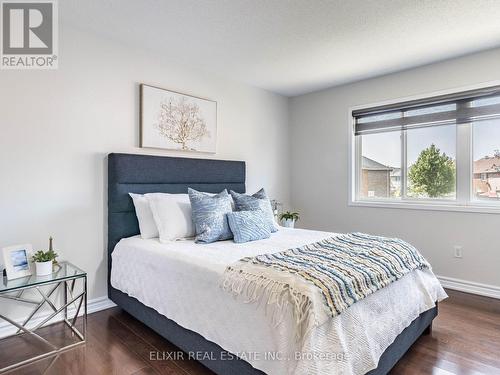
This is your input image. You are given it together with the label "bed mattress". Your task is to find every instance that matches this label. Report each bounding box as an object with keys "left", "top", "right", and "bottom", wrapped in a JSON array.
[{"left": 111, "top": 228, "right": 447, "bottom": 375}]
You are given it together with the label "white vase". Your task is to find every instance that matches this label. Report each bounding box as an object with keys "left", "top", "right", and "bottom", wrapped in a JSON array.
[
  {"left": 35, "top": 261, "right": 53, "bottom": 276},
  {"left": 282, "top": 219, "right": 295, "bottom": 228}
]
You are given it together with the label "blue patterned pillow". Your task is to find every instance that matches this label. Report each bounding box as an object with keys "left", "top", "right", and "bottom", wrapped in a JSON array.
[
  {"left": 188, "top": 188, "right": 233, "bottom": 243},
  {"left": 229, "top": 189, "right": 278, "bottom": 233},
  {"left": 227, "top": 211, "right": 271, "bottom": 243}
]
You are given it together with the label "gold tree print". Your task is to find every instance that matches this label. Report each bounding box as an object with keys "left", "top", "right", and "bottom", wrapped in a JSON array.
[{"left": 156, "top": 96, "right": 210, "bottom": 150}]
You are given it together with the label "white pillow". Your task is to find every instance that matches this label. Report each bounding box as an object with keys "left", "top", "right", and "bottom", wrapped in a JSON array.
[
  {"left": 146, "top": 193, "right": 195, "bottom": 242},
  {"left": 129, "top": 193, "right": 159, "bottom": 239}
]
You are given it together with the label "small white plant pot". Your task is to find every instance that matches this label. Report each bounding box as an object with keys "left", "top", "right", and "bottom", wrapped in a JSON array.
[
  {"left": 282, "top": 219, "right": 296, "bottom": 228},
  {"left": 35, "top": 261, "right": 53, "bottom": 276}
]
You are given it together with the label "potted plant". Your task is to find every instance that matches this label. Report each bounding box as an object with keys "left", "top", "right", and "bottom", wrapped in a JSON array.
[
  {"left": 31, "top": 249, "right": 58, "bottom": 276},
  {"left": 279, "top": 211, "right": 299, "bottom": 228}
]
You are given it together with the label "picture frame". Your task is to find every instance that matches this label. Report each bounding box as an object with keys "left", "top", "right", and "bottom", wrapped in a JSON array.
[
  {"left": 2, "top": 244, "right": 33, "bottom": 280},
  {"left": 140, "top": 84, "right": 217, "bottom": 153}
]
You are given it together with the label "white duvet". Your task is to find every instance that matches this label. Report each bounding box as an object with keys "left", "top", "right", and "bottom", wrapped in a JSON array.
[{"left": 111, "top": 228, "right": 447, "bottom": 375}]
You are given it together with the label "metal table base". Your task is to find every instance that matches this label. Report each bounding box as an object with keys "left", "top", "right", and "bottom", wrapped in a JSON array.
[{"left": 0, "top": 265, "right": 87, "bottom": 373}]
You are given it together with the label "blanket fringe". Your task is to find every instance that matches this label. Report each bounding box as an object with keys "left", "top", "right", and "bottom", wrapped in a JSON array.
[{"left": 220, "top": 267, "right": 314, "bottom": 341}]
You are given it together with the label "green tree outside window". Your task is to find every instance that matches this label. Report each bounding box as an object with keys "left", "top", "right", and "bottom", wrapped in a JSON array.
[{"left": 408, "top": 144, "right": 455, "bottom": 198}]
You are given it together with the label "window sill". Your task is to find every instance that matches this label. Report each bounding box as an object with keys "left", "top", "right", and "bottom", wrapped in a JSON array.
[{"left": 349, "top": 199, "right": 500, "bottom": 214}]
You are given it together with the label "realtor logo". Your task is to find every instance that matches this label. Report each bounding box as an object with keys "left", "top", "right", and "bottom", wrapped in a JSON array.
[{"left": 1, "top": 0, "right": 58, "bottom": 69}]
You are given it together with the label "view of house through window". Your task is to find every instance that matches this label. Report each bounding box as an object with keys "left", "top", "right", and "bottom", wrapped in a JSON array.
[
  {"left": 361, "top": 131, "right": 401, "bottom": 199},
  {"left": 360, "top": 126, "right": 457, "bottom": 201},
  {"left": 353, "top": 87, "right": 500, "bottom": 207},
  {"left": 472, "top": 119, "right": 500, "bottom": 201}
]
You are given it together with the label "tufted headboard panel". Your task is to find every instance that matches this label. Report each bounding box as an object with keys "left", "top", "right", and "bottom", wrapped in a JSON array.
[{"left": 107, "top": 153, "right": 246, "bottom": 287}]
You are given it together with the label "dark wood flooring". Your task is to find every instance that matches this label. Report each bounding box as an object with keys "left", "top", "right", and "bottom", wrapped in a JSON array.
[{"left": 1, "top": 289, "right": 499, "bottom": 374}]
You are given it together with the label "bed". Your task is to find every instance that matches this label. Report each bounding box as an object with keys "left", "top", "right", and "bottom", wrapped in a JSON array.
[{"left": 107, "top": 153, "right": 446, "bottom": 375}]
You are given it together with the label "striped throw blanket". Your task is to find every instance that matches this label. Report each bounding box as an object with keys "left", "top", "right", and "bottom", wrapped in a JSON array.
[{"left": 221, "top": 232, "right": 429, "bottom": 338}]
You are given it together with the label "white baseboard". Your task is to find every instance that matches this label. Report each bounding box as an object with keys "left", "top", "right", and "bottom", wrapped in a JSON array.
[
  {"left": 0, "top": 296, "right": 116, "bottom": 339},
  {"left": 437, "top": 275, "right": 500, "bottom": 300}
]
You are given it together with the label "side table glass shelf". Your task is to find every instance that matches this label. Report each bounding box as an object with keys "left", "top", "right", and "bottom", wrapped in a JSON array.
[{"left": 0, "top": 261, "right": 87, "bottom": 373}]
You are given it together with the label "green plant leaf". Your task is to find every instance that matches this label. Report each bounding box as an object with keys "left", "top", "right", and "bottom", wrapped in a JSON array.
[
  {"left": 31, "top": 249, "right": 59, "bottom": 263},
  {"left": 279, "top": 210, "right": 300, "bottom": 221},
  {"left": 408, "top": 144, "right": 456, "bottom": 198}
]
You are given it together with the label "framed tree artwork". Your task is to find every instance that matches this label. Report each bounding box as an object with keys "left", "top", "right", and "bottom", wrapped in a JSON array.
[{"left": 140, "top": 84, "right": 217, "bottom": 153}]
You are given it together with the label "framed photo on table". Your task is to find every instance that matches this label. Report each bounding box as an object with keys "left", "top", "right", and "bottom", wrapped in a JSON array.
[{"left": 2, "top": 244, "right": 32, "bottom": 280}]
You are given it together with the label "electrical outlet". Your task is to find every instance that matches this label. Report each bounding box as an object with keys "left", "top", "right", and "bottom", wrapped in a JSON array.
[{"left": 453, "top": 245, "right": 463, "bottom": 258}]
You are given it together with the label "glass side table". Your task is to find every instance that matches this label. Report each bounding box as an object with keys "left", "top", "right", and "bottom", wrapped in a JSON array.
[{"left": 0, "top": 261, "right": 87, "bottom": 373}]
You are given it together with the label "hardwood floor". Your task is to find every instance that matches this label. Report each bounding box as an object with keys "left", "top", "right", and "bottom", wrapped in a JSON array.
[
  {"left": 391, "top": 290, "right": 500, "bottom": 375},
  {"left": 1, "top": 289, "right": 499, "bottom": 374}
]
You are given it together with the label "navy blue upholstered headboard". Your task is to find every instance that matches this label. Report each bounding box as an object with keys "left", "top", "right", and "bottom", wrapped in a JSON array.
[{"left": 107, "top": 153, "right": 246, "bottom": 280}]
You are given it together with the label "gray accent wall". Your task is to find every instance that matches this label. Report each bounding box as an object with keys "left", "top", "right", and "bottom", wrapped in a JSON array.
[{"left": 289, "top": 47, "right": 500, "bottom": 290}]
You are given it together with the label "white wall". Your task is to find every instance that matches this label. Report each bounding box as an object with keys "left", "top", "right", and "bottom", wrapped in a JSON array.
[
  {"left": 0, "top": 26, "right": 290, "bottom": 320},
  {"left": 289, "top": 48, "right": 500, "bottom": 289}
]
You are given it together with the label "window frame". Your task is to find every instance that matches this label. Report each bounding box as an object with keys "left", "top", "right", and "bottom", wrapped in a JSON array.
[{"left": 348, "top": 81, "right": 500, "bottom": 214}]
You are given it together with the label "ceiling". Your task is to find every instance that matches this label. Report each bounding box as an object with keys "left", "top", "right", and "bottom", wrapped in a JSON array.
[{"left": 61, "top": 0, "right": 500, "bottom": 97}]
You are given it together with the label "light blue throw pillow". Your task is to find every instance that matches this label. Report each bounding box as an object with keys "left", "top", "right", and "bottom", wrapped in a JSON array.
[
  {"left": 227, "top": 211, "right": 271, "bottom": 243},
  {"left": 229, "top": 189, "right": 278, "bottom": 233},
  {"left": 188, "top": 188, "right": 233, "bottom": 243}
]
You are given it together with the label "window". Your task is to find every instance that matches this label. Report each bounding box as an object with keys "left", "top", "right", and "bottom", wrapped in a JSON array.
[
  {"left": 406, "top": 125, "right": 456, "bottom": 200},
  {"left": 360, "top": 131, "right": 401, "bottom": 199},
  {"left": 472, "top": 120, "right": 500, "bottom": 202},
  {"left": 351, "top": 84, "right": 500, "bottom": 211}
]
